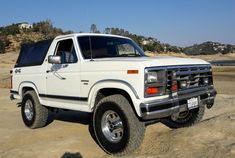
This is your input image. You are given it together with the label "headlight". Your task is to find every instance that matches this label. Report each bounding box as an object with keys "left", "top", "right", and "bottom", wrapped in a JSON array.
[
  {"left": 147, "top": 71, "right": 158, "bottom": 83},
  {"left": 145, "top": 69, "right": 166, "bottom": 97}
]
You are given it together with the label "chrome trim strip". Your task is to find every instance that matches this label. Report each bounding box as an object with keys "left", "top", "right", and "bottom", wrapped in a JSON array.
[
  {"left": 146, "top": 64, "right": 211, "bottom": 71},
  {"left": 39, "top": 93, "right": 88, "bottom": 101}
]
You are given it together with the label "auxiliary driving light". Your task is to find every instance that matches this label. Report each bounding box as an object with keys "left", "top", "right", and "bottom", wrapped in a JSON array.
[
  {"left": 179, "top": 81, "right": 187, "bottom": 89},
  {"left": 203, "top": 78, "right": 209, "bottom": 85}
]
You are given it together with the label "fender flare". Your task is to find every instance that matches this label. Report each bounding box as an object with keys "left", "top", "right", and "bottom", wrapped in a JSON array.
[
  {"left": 88, "top": 79, "right": 141, "bottom": 114},
  {"left": 18, "top": 81, "right": 40, "bottom": 100}
]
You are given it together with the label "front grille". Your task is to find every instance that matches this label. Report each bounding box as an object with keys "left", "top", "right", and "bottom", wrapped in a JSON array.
[{"left": 167, "top": 65, "right": 213, "bottom": 91}]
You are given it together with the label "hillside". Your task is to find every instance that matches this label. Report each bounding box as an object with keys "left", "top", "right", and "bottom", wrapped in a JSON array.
[
  {"left": 1, "top": 21, "right": 235, "bottom": 55},
  {"left": 0, "top": 20, "right": 73, "bottom": 54},
  {"left": 0, "top": 21, "right": 183, "bottom": 54},
  {"left": 184, "top": 41, "right": 235, "bottom": 55}
]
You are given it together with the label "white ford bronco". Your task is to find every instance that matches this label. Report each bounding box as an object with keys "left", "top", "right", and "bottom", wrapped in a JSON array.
[{"left": 10, "top": 33, "right": 217, "bottom": 155}]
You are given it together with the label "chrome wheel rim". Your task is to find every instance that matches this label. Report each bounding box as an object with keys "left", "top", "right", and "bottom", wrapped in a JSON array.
[
  {"left": 101, "top": 110, "right": 124, "bottom": 143},
  {"left": 24, "top": 100, "right": 34, "bottom": 120}
]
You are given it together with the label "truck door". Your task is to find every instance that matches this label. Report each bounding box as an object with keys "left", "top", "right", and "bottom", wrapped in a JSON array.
[{"left": 45, "top": 38, "right": 85, "bottom": 110}]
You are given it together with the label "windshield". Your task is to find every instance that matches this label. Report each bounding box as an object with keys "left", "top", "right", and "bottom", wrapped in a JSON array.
[{"left": 77, "top": 36, "right": 145, "bottom": 59}]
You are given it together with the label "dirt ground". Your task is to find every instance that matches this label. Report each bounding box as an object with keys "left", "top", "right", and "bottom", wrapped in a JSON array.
[
  {"left": 0, "top": 52, "right": 235, "bottom": 158},
  {"left": 0, "top": 73, "right": 234, "bottom": 158}
]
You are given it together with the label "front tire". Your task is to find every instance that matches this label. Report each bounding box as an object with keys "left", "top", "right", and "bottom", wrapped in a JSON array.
[
  {"left": 93, "top": 94, "right": 145, "bottom": 156},
  {"left": 161, "top": 105, "right": 205, "bottom": 129},
  {"left": 21, "top": 90, "right": 49, "bottom": 129}
]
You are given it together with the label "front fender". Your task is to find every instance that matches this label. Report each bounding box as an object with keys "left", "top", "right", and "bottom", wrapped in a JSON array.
[{"left": 88, "top": 79, "right": 142, "bottom": 116}]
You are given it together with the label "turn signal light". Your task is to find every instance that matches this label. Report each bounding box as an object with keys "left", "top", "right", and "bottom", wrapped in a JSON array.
[
  {"left": 146, "top": 87, "right": 158, "bottom": 95},
  {"left": 127, "top": 70, "right": 138, "bottom": 74},
  {"left": 172, "top": 83, "right": 178, "bottom": 92}
]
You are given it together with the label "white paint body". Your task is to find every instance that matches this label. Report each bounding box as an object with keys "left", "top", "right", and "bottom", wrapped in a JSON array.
[{"left": 11, "top": 33, "right": 210, "bottom": 117}]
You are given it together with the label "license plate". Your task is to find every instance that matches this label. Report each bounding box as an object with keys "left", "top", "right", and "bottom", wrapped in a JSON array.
[{"left": 187, "top": 97, "right": 199, "bottom": 109}]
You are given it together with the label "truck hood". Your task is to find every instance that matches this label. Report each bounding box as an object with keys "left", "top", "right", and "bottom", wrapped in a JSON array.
[
  {"left": 92, "top": 56, "right": 209, "bottom": 67},
  {"left": 81, "top": 56, "right": 210, "bottom": 72}
]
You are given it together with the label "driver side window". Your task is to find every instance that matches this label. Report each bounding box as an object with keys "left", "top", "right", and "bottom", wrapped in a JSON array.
[
  {"left": 55, "top": 39, "right": 78, "bottom": 64},
  {"left": 117, "top": 43, "right": 136, "bottom": 55}
]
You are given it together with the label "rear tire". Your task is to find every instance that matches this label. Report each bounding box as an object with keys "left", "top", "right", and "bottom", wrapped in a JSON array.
[
  {"left": 161, "top": 105, "right": 205, "bottom": 129},
  {"left": 21, "top": 90, "right": 49, "bottom": 129},
  {"left": 93, "top": 94, "right": 145, "bottom": 156}
]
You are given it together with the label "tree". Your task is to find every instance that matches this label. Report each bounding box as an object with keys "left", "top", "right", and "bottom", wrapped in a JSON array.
[
  {"left": 32, "top": 20, "right": 72, "bottom": 39},
  {"left": 90, "top": 24, "right": 98, "bottom": 33},
  {"left": 0, "top": 24, "right": 20, "bottom": 36},
  {"left": 0, "top": 37, "right": 10, "bottom": 54},
  {"left": 0, "top": 39, "right": 5, "bottom": 53},
  {"left": 33, "top": 20, "right": 54, "bottom": 38},
  {"left": 104, "top": 27, "right": 111, "bottom": 34}
]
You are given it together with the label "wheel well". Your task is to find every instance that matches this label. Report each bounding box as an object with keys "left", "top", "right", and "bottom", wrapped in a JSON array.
[
  {"left": 94, "top": 88, "right": 141, "bottom": 120},
  {"left": 95, "top": 88, "right": 132, "bottom": 104},
  {"left": 22, "top": 87, "right": 35, "bottom": 96}
]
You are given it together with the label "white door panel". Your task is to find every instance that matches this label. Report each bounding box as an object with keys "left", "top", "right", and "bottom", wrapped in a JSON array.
[
  {"left": 45, "top": 38, "right": 86, "bottom": 110},
  {"left": 46, "top": 64, "right": 80, "bottom": 96}
]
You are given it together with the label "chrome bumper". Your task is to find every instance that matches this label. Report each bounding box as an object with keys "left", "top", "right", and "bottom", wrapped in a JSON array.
[{"left": 140, "top": 86, "right": 217, "bottom": 120}]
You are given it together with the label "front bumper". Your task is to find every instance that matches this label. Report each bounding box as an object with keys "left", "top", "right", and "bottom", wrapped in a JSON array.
[{"left": 140, "top": 86, "right": 217, "bottom": 120}]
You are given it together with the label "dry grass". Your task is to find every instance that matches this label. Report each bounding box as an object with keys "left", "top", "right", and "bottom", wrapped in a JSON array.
[
  {"left": 145, "top": 52, "right": 235, "bottom": 61},
  {"left": 0, "top": 77, "right": 11, "bottom": 88},
  {"left": 145, "top": 51, "right": 187, "bottom": 57},
  {"left": 212, "top": 66, "right": 235, "bottom": 72},
  {"left": 0, "top": 52, "right": 18, "bottom": 88}
]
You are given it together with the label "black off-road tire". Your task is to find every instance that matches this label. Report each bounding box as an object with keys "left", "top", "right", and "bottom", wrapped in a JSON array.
[
  {"left": 161, "top": 105, "right": 205, "bottom": 129},
  {"left": 21, "top": 90, "right": 49, "bottom": 129},
  {"left": 93, "top": 94, "right": 145, "bottom": 156}
]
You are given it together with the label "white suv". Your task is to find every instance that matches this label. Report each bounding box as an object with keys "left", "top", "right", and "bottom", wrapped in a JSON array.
[{"left": 10, "top": 33, "right": 217, "bottom": 155}]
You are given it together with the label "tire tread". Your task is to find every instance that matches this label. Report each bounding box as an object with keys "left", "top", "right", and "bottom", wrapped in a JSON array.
[{"left": 93, "top": 94, "right": 145, "bottom": 156}]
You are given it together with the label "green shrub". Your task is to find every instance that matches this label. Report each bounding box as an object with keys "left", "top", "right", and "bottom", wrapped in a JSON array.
[
  {"left": 0, "top": 24, "right": 20, "bottom": 36},
  {"left": 0, "top": 38, "right": 10, "bottom": 54}
]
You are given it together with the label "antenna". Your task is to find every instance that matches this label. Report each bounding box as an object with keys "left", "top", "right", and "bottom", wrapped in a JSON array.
[{"left": 89, "top": 36, "right": 94, "bottom": 61}]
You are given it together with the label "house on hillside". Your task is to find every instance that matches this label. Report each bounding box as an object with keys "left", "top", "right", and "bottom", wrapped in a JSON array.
[
  {"left": 18, "top": 23, "right": 33, "bottom": 29},
  {"left": 141, "top": 38, "right": 157, "bottom": 45},
  {"left": 142, "top": 40, "right": 150, "bottom": 45}
]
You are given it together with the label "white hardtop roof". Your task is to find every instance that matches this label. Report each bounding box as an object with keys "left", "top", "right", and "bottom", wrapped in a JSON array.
[{"left": 55, "top": 33, "right": 131, "bottom": 40}]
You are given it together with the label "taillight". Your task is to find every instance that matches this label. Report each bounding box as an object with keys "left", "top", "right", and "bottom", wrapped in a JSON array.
[
  {"left": 10, "top": 70, "right": 12, "bottom": 89},
  {"left": 10, "top": 75, "right": 12, "bottom": 89}
]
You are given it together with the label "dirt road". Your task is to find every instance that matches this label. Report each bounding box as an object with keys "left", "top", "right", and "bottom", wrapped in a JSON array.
[{"left": 0, "top": 73, "right": 235, "bottom": 158}]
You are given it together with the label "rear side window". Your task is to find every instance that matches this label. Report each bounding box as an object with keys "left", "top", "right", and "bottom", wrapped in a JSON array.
[{"left": 15, "top": 40, "right": 52, "bottom": 67}]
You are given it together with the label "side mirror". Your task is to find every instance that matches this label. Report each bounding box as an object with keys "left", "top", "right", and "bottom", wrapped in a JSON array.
[{"left": 48, "top": 55, "right": 61, "bottom": 64}]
